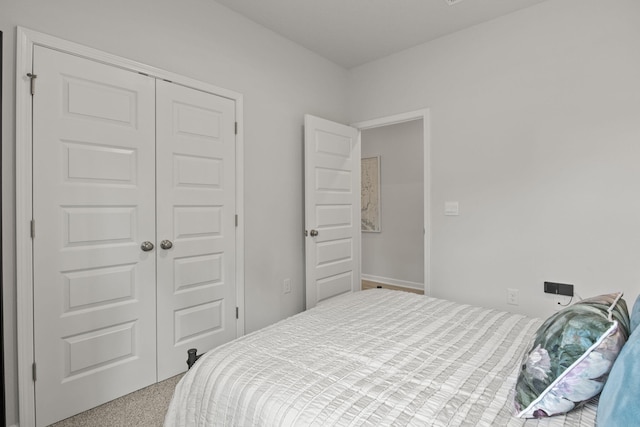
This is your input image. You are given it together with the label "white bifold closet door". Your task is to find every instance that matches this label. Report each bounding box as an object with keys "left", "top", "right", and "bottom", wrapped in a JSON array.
[
  {"left": 32, "top": 46, "right": 157, "bottom": 426},
  {"left": 155, "top": 80, "right": 237, "bottom": 381},
  {"left": 32, "top": 46, "right": 236, "bottom": 426}
]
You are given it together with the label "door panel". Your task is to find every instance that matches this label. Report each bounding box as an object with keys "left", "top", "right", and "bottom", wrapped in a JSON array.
[
  {"left": 32, "top": 46, "right": 156, "bottom": 427},
  {"left": 156, "top": 80, "right": 237, "bottom": 380},
  {"left": 304, "top": 115, "right": 360, "bottom": 309}
]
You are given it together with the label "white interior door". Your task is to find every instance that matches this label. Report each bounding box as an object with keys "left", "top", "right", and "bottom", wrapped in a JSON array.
[
  {"left": 32, "top": 46, "right": 157, "bottom": 426},
  {"left": 156, "top": 80, "right": 237, "bottom": 380},
  {"left": 304, "top": 115, "right": 360, "bottom": 309}
]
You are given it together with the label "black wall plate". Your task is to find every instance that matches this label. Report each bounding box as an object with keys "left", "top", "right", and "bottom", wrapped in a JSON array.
[{"left": 544, "top": 281, "right": 574, "bottom": 297}]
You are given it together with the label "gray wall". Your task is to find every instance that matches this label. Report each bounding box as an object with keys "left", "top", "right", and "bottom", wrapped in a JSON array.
[
  {"left": 350, "top": 0, "right": 640, "bottom": 319},
  {"left": 361, "top": 120, "right": 424, "bottom": 288},
  {"left": 1, "top": 1, "right": 349, "bottom": 424}
]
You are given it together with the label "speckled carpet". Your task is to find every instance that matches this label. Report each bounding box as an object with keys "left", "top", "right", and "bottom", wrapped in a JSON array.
[{"left": 49, "top": 374, "right": 183, "bottom": 427}]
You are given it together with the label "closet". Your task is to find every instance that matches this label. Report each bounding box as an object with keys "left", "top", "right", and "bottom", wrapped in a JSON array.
[{"left": 30, "top": 45, "right": 238, "bottom": 426}]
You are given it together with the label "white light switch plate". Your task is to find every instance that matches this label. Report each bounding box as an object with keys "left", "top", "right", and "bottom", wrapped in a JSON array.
[{"left": 445, "top": 201, "right": 459, "bottom": 216}]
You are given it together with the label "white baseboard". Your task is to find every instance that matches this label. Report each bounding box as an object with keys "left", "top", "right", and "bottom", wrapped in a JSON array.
[{"left": 361, "top": 274, "right": 424, "bottom": 291}]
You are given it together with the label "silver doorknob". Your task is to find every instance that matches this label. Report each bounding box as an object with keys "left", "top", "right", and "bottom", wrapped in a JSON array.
[
  {"left": 310, "top": 229, "right": 319, "bottom": 237},
  {"left": 140, "top": 241, "right": 154, "bottom": 252},
  {"left": 160, "top": 240, "right": 173, "bottom": 250}
]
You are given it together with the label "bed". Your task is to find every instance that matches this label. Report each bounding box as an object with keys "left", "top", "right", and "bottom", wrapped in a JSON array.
[{"left": 165, "top": 289, "right": 601, "bottom": 426}]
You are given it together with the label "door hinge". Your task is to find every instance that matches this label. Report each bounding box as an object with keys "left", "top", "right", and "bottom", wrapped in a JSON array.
[
  {"left": 27, "top": 73, "right": 37, "bottom": 95},
  {"left": 235, "top": 122, "right": 238, "bottom": 135},
  {"left": 236, "top": 307, "right": 239, "bottom": 319},
  {"left": 235, "top": 214, "right": 238, "bottom": 227},
  {"left": 30, "top": 219, "right": 36, "bottom": 239},
  {"left": 32, "top": 362, "right": 37, "bottom": 382}
]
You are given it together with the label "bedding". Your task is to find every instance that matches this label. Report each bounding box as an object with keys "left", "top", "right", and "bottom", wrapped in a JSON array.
[{"left": 165, "top": 290, "right": 598, "bottom": 426}]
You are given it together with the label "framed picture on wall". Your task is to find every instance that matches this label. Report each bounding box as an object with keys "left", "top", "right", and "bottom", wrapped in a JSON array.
[{"left": 361, "top": 155, "right": 381, "bottom": 232}]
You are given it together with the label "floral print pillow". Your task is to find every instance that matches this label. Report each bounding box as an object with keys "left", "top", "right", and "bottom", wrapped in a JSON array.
[{"left": 514, "top": 293, "right": 630, "bottom": 418}]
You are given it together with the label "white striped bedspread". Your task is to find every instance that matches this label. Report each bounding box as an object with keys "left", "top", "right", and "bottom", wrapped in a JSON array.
[{"left": 165, "top": 290, "right": 597, "bottom": 426}]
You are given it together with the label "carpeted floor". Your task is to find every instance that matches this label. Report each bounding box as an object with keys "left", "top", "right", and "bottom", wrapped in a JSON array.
[{"left": 49, "top": 374, "right": 183, "bottom": 427}]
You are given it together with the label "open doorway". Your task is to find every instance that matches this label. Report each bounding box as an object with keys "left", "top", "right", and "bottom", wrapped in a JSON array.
[{"left": 353, "top": 110, "right": 430, "bottom": 295}]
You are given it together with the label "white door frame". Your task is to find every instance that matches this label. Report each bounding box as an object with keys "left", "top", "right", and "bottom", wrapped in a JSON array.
[
  {"left": 15, "top": 26, "right": 245, "bottom": 426},
  {"left": 351, "top": 109, "right": 431, "bottom": 295}
]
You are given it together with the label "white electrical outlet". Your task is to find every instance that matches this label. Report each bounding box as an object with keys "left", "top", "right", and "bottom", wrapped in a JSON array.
[
  {"left": 283, "top": 278, "right": 291, "bottom": 294},
  {"left": 507, "top": 288, "right": 519, "bottom": 305}
]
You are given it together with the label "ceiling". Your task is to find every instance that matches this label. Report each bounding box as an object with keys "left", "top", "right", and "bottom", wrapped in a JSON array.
[{"left": 213, "top": 0, "right": 551, "bottom": 69}]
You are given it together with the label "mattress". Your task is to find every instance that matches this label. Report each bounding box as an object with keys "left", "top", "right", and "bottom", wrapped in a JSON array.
[{"left": 165, "top": 289, "right": 598, "bottom": 426}]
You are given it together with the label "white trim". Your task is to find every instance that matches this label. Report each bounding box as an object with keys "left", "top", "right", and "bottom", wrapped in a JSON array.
[
  {"left": 15, "top": 27, "right": 36, "bottom": 427},
  {"left": 235, "top": 96, "right": 245, "bottom": 337},
  {"left": 361, "top": 274, "right": 424, "bottom": 292},
  {"left": 351, "top": 109, "right": 428, "bottom": 131},
  {"left": 352, "top": 109, "right": 432, "bottom": 296},
  {"left": 423, "top": 112, "right": 432, "bottom": 296},
  {"left": 15, "top": 27, "right": 245, "bottom": 425}
]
